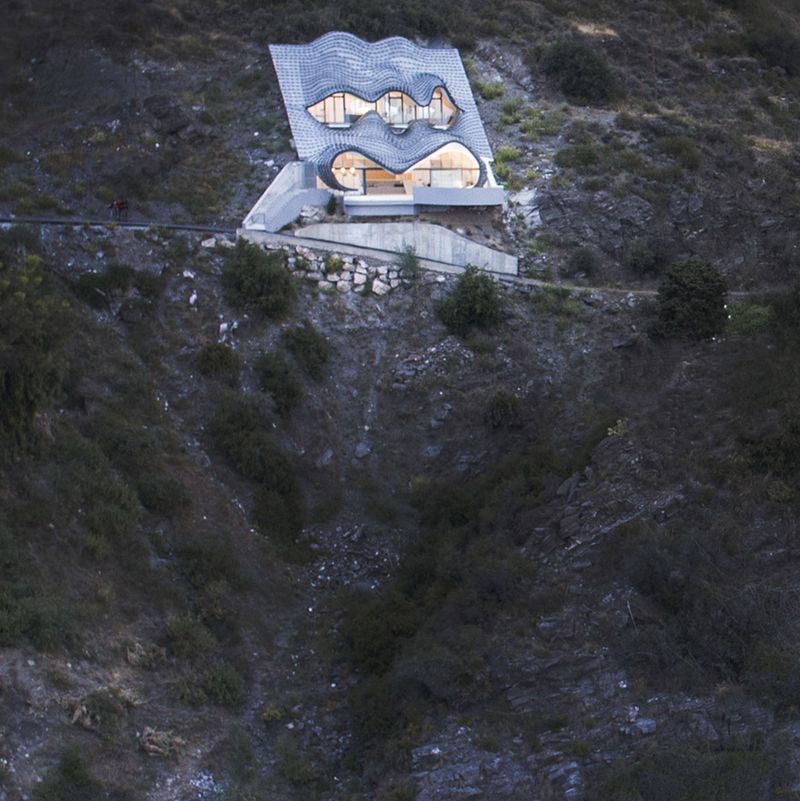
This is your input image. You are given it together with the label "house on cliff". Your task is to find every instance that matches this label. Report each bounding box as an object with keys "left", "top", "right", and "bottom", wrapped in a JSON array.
[{"left": 243, "top": 31, "right": 504, "bottom": 230}]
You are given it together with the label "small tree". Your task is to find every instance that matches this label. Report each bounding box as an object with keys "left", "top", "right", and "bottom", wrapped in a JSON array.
[
  {"left": 282, "top": 320, "right": 331, "bottom": 380},
  {"left": 653, "top": 259, "right": 727, "bottom": 340},
  {"left": 256, "top": 350, "right": 302, "bottom": 416},
  {"left": 398, "top": 245, "right": 421, "bottom": 282},
  {"left": 221, "top": 240, "right": 294, "bottom": 318},
  {"left": 540, "top": 38, "right": 618, "bottom": 104},
  {"left": 436, "top": 265, "right": 503, "bottom": 337}
]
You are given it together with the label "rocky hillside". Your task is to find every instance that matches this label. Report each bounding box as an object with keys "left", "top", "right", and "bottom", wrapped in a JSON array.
[{"left": 4, "top": 1, "right": 800, "bottom": 800}]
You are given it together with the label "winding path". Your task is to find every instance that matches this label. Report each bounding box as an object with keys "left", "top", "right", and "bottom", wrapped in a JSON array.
[{"left": 0, "top": 214, "right": 761, "bottom": 299}]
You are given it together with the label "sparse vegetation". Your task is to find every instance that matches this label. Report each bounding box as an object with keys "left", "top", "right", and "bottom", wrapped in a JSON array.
[
  {"left": 519, "top": 108, "right": 564, "bottom": 140},
  {"left": 0, "top": 255, "right": 71, "bottom": 453},
  {"left": 657, "top": 135, "right": 702, "bottom": 171},
  {"left": 209, "top": 395, "right": 303, "bottom": 547},
  {"left": 594, "top": 742, "right": 782, "bottom": 801},
  {"left": 7, "top": 0, "right": 800, "bottom": 797},
  {"left": 475, "top": 80, "right": 505, "bottom": 100}
]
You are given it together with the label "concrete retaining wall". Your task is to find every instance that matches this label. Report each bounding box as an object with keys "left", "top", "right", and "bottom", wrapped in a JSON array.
[
  {"left": 295, "top": 221, "right": 517, "bottom": 275},
  {"left": 243, "top": 162, "right": 329, "bottom": 232}
]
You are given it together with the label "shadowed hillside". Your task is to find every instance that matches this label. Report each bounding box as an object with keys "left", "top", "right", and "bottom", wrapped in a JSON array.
[{"left": 4, "top": 1, "right": 800, "bottom": 799}]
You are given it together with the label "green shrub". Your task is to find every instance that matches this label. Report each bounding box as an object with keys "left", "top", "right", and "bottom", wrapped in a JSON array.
[
  {"left": 323, "top": 253, "right": 344, "bottom": 274},
  {"left": 0, "top": 593, "right": 76, "bottom": 651},
  {"left": 769, "top": 285, "right": 800, "bottom": 341},
  {"left": 0, "top": 145, "right": 23, "bottom": 169},
  {"left": 135, "top": 475, "right": 190, "bottom": 516},
  {"left": 325, "top": 194, "right": 337, "bottom": 215},
  {"left": 554, "top": 144, "right": 599, "bottom": 170},
  {"left": 494, "top": 144, "right": 521, "bottom": 162},
  {"left": 209, "top": 396, "right": 304, "bottom": 541},
  {"left": 392, "top": 634, "right": 471, "bottom": 702},
  {"left": 494, "top": 161, "right": 511, "bottom": 182},
  {"left": 745, "top": 17, "right": 800, "bottom": 76},
  {"left": 656, "top": 135, "right": 702, "bottom": 171},
  {"left": 274, "top": 731, "right": 327, "bottom": 790},
  {"left": 398, "top": 245, "right": 421, "bottom": 281},
  {"left": 436, "top": 266, "right": 504, "bottom": 336},
  {"left": 614, "top": 523, "right": 796, "bottom": 697},
  {"left": 252, "top": 487, "right": 305, "bottom": 552},
  {"left": 475, "top": 80, "right": 505, "bottom": 99},
  {"left": 594, "top": 743, "right": 781, "bottom": 801},
  {"left": 484, "top": 390, "right": 522, "bottom": 430},
  {"left": 341, "top": 590, "right": 421, "bottom": 676},
  {"left": 564, "top": 247, "right": 599, "bottom": 278},
  {"left": 0, "top": 524, "right": 76, "bottom": 652},
  {"left": 540, "top": 38, "right": 618, "bottom": 104},
  {"left": 203, "top": 660, "right": 246, "bottom": 707},
  {"left": 196, "top": 579, "right": 230, "bottom": 623},
  {"left": 89, "top": 406, "right": 162, "bottom": 475},
  {"left": 282, "top": 320, "right": 331, "bottom": 380},
  {"left": 745, "top": 410, "right": 800, "bottom": 479},
  {"left": 0, "top": 256, "right": 71, "bottom": 453},
  {"left": 727, "top": 302, "right": 773, "bottom": 336},
  {"left": 624, "top": 236, "right": 670, "bottom": 275},
  {"left": 0, "top": 224, "right": 39, "bottom": 262},
  {"left": 34, "top": 747, "right": 102, "bottom": 801},
  {"left": 255, "top": 351, "right": 302, "bottom": 416},
  {"left": 652, "top": 259, "right": 727, "bottom": 340},
  {"left": 79, "top": 688, "right": 129, "bottom": 735},
  {"left": 198, "top": 342, "right": 241, "bottom": 386},
  {"left": 72, "top": 263, "right": 135, "bottom": 309},
  {"left": 222, "top": 240, "right": 295, "bottom": 318},
  {"left": 499, "top": 97, "right": 523, "bottom": 125},
  {"left": 177, "top": 534, "right": 241, "bottom": 589},
  {"left": 519, "top": 109, "right": 564, "bottom": 140},
  {"left": 85, "top": 491, "right": 138, "bottom": 549},
  {"left": 166, "top": 613, "right": 215, "bottom": 660}
]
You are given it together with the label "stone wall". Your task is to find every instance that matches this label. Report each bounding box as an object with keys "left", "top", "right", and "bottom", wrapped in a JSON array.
[{"left": 260, "top": 241, "right": 449, "bottom": 296}]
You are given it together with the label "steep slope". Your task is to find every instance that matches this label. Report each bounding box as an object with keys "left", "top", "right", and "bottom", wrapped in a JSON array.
[{"left": 4, "top": 1, "right": 800, "bottom": 799}]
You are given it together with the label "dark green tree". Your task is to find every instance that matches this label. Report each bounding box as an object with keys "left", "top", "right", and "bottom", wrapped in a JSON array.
[
  {"left": 436, "top": 265, "right": 503, "bottom": 337},
  {"left": 221, "top": 240, "right": 295, "bottom": 318},
  {"left": 653, "top": 259, "right": 727, "bottom": 340},
  {"left": 540, "top": 38, "right": 618, "bottom": 104}
]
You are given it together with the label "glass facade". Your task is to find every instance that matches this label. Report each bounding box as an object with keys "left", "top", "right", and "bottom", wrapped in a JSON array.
[
  {"left": 330, "top": 143, "right": 479, "bottom": 195},
  {"left": 308, "top": 87, "right": 456, "bottom": 130}
]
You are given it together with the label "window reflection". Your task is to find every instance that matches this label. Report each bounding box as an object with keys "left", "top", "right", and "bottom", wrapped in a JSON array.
[{"left": 308, "top": 87, "right": 457, "bottom": 130}]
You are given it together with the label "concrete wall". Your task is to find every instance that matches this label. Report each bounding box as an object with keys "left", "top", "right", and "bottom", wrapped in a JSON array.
[
  {"left": 243, "top": 162, "right": 327, "bottom": 232},
  {"left": 296, "top": 221, "right": 518, "bottom": 275},
  {"left": 413, "top": 185, "right": 505, "bottom": 206}
]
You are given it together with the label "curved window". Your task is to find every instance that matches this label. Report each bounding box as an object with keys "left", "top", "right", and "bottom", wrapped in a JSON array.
[
  {"left": 308, "top": 87, "right": 457, "bottom": 130},
  {"left": 330, "top": 144, "right": 479, "bottom": 194}
]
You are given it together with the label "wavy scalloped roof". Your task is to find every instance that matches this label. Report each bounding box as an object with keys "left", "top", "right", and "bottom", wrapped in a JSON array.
[{"left": 269, "top": 32, "right": 493, "bottom": 182}]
